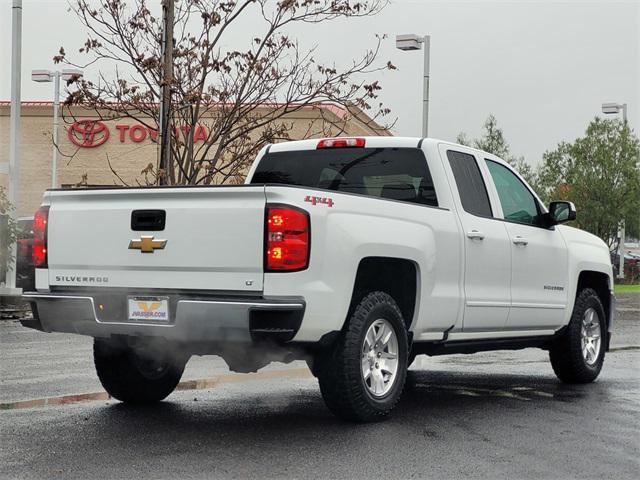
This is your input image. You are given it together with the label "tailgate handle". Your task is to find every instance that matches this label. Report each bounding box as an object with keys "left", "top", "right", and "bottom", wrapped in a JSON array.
[{"left": 131, "top": 210, "right": 166, "bottom": 231}]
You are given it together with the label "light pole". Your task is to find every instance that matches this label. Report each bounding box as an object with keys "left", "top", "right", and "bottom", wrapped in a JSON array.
[
  {"left": 602, "top": 101, "right": 629, "bottom": 280},
  {"left": 1, "top": 0, "right": 22, "bottom": 295},
  {"left": 396, "top": 34, "right": 431, "bottom": 138},
  {"left": 31, "top": 68, "right": 83, "bottom": 188},
  {"left": 602, "top": 102, "right": 628, "bottom": 123},
  {"left": 158, "top": 0, "right": 174, "bottom": 185}
]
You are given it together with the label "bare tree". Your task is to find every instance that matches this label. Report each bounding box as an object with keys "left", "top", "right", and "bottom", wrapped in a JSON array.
[{"left": 54, "top": 0, "right": 395, "bottom": 186}]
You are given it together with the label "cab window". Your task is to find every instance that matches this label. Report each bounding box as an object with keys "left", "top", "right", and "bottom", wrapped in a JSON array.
[
  {"left": 446, "top": 150, "right": 492, "bottom": 217},
  {"left": 485, "top": 159, "right": 542, "bottom": 226}
]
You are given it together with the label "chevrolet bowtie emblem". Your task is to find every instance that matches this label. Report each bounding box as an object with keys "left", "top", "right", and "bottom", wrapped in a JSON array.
[{"left": 128, "top": 236, "right": 167, "bottom": 253}]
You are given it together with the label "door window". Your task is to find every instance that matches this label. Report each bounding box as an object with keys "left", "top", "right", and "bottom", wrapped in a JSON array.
[
  {"left": 446, "top": 150, "right": 492, "bottom": 217},
  {"left": 485, "top": 160, "right": 542, "bottom": 226}
]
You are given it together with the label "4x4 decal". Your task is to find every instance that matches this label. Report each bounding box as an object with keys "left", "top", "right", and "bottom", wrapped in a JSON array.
[{"left": 304, "top": 195, "right": 334, "bottom": 208}]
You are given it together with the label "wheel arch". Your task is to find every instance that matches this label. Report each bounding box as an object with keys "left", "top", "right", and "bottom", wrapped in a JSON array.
[
  {"left": 347, "top": 257, "right": 419, "bottom": 332},
  {"left": 577, "top": 270, "right": 611, "bottom": 316},
  {"left": 575, "top": 270, "right": 613, "bottom": 350}
]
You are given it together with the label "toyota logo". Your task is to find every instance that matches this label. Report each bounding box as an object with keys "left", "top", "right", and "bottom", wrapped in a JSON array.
[{"left": 68, "top": 120, "right": 110, "bottom": 148}]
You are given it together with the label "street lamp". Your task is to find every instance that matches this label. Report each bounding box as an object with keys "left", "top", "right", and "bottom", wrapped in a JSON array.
[
  {"left": 601, "top": 101, "right": 629, "bottom": 279},
  {"left": 1, "top": 0, "right": 22, "bottom": 296},
  {"left": 602, "top": 102, "right": 627, "bottom": 123},
  {"left": 31, "top": 68, "right": 83, "bottom": 188},
  {"left": 396, "top": 33, "right": 431, "bottom": 138}
]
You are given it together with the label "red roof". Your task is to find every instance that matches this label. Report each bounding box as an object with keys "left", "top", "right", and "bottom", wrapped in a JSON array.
[{"left": 0, "top": 100, "right": 349, "bottom": 119}]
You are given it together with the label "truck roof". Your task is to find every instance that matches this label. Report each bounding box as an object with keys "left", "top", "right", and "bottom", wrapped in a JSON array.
[
  {"left": 268, "top": 136, "right": 431, "bottom": 153},
  {"left": 266, "top": 137, "right": 494, "bottom": 159}
]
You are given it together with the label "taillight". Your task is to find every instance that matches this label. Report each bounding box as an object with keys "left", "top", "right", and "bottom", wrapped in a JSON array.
[
  {"left": 265, "top": 205, "right": 310, "bottom": 272},
  {"left": 32, "top": 206, "right": 49, "bottom": 268},
  {"left": 316, "top": 137, "right": 365, "bottom": 149}
]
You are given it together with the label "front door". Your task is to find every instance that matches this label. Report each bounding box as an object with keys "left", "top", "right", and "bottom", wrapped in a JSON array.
[{"left": 484, "top": 159, "right": 569, "bottom": 329}]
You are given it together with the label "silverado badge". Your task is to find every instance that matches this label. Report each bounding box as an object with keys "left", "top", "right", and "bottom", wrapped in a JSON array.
[{"left": 128, "top": 236, "right": 167, "bottom": 253}]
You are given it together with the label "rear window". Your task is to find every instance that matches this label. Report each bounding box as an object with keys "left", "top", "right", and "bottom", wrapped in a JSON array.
[{"left": 251, "top": 148, "right": 438, "bottom": 207}]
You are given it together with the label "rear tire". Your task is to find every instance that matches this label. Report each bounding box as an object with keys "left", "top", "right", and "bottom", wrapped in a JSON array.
[
  {"left": 316, "top": 291, "right": 408, "bottom": 422},
  {"left": 549, "top": 288, "right": 606, "bottom": 384},
  {"left": 94, "top": 338, "right": 186, "bottom": 404}
]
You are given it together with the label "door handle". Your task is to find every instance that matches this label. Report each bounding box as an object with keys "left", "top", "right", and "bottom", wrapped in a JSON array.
[
  {"left": 131, "top": 209, "right": 166, "bottom": 231},
  {"left": 466, "top": 230, "right": 485, "bottom": 240},
  {"left": 512, "top": 236, "right": 529, "bottom": 246}
]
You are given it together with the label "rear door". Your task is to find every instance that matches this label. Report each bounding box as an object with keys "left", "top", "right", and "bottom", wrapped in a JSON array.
[
  {"left": 441, "top": 147, "right": 511, "bottom": 331},
  {"left": 46, "top": 186, "right": 266, "bottom": 292}
]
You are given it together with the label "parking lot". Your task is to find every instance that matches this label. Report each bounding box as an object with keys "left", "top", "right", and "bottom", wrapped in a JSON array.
[{"left": 1, "top": 294, "right": 638, "bottom": 479}]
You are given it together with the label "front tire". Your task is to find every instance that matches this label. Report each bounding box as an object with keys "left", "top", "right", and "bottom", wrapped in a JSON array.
[
  {"left": 549, "top": 288, "right": 606, "bottom": 383},
  {"left": 316, "top": 291, "right": 408, "bottom": 422},
  {"left": 94, "top": 338, "right": 186, "bottom": 404}
]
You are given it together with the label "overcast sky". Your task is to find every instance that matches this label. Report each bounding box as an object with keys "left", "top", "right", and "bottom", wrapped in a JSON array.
[{"left": 1, "top": 0, "right": 638, "bottom": 166}]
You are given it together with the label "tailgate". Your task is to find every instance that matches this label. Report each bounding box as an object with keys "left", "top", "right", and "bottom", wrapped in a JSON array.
[{"left": 45, "top": 186, "right": 266, "bottom": 292}]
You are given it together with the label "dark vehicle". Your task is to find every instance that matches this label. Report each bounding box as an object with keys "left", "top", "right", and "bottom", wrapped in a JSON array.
[
  {"left": 610, "top": 251, "right": 640, "bottom": 282},
  {"left": 16, "top": 217, "right": 35, "bottom": 291}
]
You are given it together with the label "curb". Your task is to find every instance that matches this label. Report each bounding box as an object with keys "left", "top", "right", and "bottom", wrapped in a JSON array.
[{"left": 609, "top": 345, "right": 640, "bottom": 352}]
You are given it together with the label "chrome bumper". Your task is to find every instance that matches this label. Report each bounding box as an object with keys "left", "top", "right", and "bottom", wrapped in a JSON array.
[{"left": 22, "top": 292, "right": 305, "bottom": 343}]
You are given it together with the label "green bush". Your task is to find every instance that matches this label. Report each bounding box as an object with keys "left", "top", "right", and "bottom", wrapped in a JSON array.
[{"left": 0, "top": 186, "right": 18, "bottom": 276}]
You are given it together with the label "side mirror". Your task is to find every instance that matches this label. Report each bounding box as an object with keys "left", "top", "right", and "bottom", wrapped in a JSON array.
[{"left": 548, "top": 201, "right": 576, "bottom": 225}]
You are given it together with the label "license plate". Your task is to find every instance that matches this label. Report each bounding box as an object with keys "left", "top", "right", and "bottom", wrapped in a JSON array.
[{"left": 128, "top": 296, "right": 170, "bottom": 323}]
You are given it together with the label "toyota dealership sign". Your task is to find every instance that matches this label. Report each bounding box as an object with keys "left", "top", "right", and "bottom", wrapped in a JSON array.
[
  {"left": 67, "top": 120, "right": 111, "bottom": 148},
  {"left": 67, "top": 120, "right": 209, "bottom": 148}
]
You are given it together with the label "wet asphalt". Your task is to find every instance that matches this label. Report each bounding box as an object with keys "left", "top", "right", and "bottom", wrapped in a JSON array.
[{"left": 1, "top": 294, "right": 638, "bottom": 479}]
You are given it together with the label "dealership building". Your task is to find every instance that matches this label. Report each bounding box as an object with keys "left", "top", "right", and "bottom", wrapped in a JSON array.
[{"left": 0, "top": 101, "right": 389, "bottom": 217}]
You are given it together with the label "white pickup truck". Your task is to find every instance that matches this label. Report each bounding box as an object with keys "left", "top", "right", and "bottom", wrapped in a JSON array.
[{"left": 23, "top": 136, "right": 615, "bottom": 422}]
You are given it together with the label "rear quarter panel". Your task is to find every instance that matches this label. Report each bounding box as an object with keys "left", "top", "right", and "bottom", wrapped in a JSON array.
[{"left": 264, "top": 185, "right": 462, "bottom": 342}]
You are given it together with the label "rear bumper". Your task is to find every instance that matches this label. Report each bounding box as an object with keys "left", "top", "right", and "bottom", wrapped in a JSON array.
[{"left": 22, "top": 292, "right": 305, "bottom": 344}]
